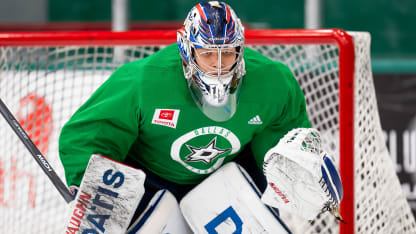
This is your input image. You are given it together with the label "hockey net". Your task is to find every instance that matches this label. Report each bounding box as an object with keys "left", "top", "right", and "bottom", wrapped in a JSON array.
[{"left": 0, "top": 29, "right": 414, "bottom": 233}]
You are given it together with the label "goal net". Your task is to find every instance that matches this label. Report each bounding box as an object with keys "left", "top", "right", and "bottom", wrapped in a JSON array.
[{"left": 0, "top": 29, "right": 414, "bottom": 233}]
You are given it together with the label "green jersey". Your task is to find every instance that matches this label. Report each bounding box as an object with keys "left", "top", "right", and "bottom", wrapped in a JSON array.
[{"left": 59, "top": 43, "right": 311, "bottom": 186}]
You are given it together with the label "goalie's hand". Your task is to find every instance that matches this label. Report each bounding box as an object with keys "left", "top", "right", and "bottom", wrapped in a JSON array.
[{"left": 261, "top": 128, "right": 344, "bottom": 222}]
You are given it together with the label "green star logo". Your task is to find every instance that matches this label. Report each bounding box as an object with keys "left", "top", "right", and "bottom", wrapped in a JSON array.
[{"left": 185, "top": 137, "right": 231, "bottom": 164}]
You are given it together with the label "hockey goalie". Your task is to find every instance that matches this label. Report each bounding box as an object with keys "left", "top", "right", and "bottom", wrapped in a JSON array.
[
  {"left": 63, "top": 128, "right": 343, "bottom": 233},
  {"left": 59, "top": 1, "right": 343, "bottom": 233}
]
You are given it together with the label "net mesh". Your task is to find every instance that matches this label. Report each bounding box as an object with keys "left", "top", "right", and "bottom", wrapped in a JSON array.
[
  {"left": 351, "top": 32, "right": 416, "bottom": 233},
  {"left": 0, "top": 31, "right": 414, "bottom": 233},
  {"left": 249, "top": 42, "right": 343, "bottom": 234}
]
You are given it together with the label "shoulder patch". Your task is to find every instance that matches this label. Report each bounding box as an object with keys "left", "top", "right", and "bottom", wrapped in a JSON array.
[{"left": 152, "top": 109, "right": 180, "bottom": 128}]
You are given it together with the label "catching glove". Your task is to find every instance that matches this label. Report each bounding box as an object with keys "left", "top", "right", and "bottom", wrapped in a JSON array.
[{"left": 261, "top": 128, "right": 344, "bottom": 222}]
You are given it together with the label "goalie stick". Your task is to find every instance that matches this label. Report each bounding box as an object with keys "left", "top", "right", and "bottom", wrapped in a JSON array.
[{"left": 0, "top": 98, "right": 74, "bottom": 203}]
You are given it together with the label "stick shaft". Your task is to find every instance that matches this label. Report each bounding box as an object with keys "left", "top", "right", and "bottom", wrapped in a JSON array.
[{"left": 0, "top": 98, "right": 73, "bottom": 203}]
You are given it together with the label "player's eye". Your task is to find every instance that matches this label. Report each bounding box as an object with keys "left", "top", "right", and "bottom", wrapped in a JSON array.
[
  {"left": 202, "top": 51, "right": 213, "bottom": 56},
  {"left": 199, "top": 51, "right": 215, "bottom": 59},
  {"left": 221, "top": 51, "right": 235, "bottom": 57}
]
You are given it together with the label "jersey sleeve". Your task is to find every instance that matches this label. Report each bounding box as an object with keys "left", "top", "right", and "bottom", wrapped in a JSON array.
[
  {"left": 59, "top": 65, "right": 141, "bottom": 187},
  {"left": 250, "top": 65, "right": 311, "bottom": 169}
]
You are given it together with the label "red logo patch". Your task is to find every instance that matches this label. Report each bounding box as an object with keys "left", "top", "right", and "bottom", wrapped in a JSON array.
[
  {"left": 152, "top": 109, "right": 180, "bottom": 129},
  {"left": 159, "top": 110, "right": 174, "bottom": 120}
]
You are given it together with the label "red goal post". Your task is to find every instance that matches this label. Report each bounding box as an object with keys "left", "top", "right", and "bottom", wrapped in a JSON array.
[{"left": 0, "top": 29, "right": 413, "bottom": 234}]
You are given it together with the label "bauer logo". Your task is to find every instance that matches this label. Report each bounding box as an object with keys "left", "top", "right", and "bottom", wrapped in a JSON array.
[
  {"left": 269, "top": 182, "right": 290, "bottom": 203},
  {"left": 152, "top": 109, "right": 180, "bottom": 129}
]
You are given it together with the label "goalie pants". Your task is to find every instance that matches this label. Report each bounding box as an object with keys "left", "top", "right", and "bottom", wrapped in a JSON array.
[{"left": 124, "top": 146, "right": 267, "bottom": 227}]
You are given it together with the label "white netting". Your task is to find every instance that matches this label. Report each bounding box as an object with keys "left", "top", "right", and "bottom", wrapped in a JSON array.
[
  {"left": 0, "top": 31, "right": 414, "bottom": 233},
  {"left": 351, "top": 32, "right": 416, "bottom": 233},
  {"left": 0, "top": 46, "right": 161, "bottom": 233},
  {"left": 249, "top": 41, "right": 342, "bottom": 234}
]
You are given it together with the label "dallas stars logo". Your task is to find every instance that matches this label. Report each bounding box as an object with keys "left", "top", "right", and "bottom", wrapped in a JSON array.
[{"left": 185, "top": 137, "right": 231, "bottom": 164}]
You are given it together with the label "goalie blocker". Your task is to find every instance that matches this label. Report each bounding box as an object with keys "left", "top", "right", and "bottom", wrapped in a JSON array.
[{"left": 64, "top": 155, "right": 145, "bottom": 234}]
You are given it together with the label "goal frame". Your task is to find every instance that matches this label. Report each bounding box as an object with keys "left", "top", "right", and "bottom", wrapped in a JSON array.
[{"left": 0, "top": 29, "right": 355, "bottom": 234}]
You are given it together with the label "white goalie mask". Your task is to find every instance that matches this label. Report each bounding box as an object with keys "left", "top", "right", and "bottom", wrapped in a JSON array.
[{"left": 177, "top": 1, "right": 246, "bottom": 122}]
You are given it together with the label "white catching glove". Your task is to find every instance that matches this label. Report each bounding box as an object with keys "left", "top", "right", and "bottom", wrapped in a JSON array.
[{"left": 261, "top": 128, "right": 344, "bottom": 222}]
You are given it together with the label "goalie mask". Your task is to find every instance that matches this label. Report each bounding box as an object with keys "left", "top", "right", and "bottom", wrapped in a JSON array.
[{"left": 177, "top": 1, "right": 246, "bottom": 122}]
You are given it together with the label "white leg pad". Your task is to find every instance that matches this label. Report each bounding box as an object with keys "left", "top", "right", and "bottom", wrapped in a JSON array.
[
  {"left": 180, "top": 162, "right": 291, "bottom": 234},
  {"left": 127, "top": 189, "right": 192, "bottom": 234}
]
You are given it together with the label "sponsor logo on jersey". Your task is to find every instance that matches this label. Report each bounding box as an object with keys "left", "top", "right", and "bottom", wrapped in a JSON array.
[
  {"left": 152, "top": 109, "right": 180, "bottom": 128},
  {"left": 171, "top": 126, "right": 241, "bottom": 174},
  {"left": 248, "top": 115, "right": 263, "bottom": 125}
]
